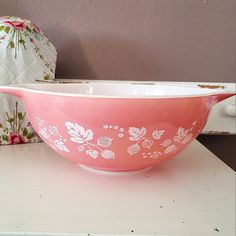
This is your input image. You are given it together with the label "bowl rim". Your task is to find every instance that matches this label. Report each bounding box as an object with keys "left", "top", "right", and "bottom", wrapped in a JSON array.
[{"left": 1, "top": 80, "right": 235, "bottom": 99}]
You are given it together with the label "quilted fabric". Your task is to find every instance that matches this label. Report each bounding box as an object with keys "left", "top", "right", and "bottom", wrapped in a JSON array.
[{"left": 0, "top": 16, "right": 57, "bottom": 145}]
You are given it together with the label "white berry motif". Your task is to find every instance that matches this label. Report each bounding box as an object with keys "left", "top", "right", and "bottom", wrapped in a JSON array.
[
  {"left": 142, "top": 138, "right": 153, "bottom": 149},
  {"left": 164, "top": 144, "right": 177, "bottom": 154},
  {"left": 161, "top": 139, "right": 172, "bottom": 147},
  {"left": 97, "top": 136, "right": 113, "bottom": 148},
  {"left": 127, "top": 144, "right": 141, "bottom": 155},
  {"left": 142, "top": 151, "right": 162, "bottom": 159}
]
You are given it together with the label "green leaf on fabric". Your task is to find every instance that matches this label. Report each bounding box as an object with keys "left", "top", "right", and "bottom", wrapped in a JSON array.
[
  {"left": 7, "top": 118, "right": 15, "bottom": 123},
  {"left": 19, "top": 39, "right": 25, "bottom": 44},
  {"left": 23, "top": 128, "right": 28, "bottom": 136},
  {"left": 26, "top": 26, "right": 31, "bottom": 32},
  {"left": 18, "top": 112, "right": 23, "bottom": 120},
  {"left": 2, "top": 135, "right": 8, "bottom": 141},
  {"left": 27, "top": 132, "right": 35, "bottom": 139},
  {"left": 44, "top": 74, "right": 51, "bottom": 80},
  {"left": 9, "top": 41, "right": 15, "bottom": 48},
  {"left": 4, "top": 26, "right": 10, "bottom": 33},
  {"left": 0, "top": 26, "right": 4, "bottom": 31}
]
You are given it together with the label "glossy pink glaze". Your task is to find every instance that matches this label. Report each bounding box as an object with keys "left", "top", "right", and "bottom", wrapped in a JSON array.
[
  {"left": 0, "top": 85, "right": 234, "bottom": 172},
  {"left": 24, "top": 93, "right": 216, "bottom": 171}
]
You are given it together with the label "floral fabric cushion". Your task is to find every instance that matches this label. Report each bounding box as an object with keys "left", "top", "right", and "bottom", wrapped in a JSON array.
[{"left": 0, "top": 16, "right": 57, "bottom": 145}]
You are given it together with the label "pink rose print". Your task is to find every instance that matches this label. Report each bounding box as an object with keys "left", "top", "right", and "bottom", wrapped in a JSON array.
[
  {"left": 0, "top": 102, "right": 38, "bottom": 145},
  {"left": 4, "top": 20, "right": 26, "bottom": 31},
  {"left": 8, "top": 132, "right": 26, "bottom": 145}
]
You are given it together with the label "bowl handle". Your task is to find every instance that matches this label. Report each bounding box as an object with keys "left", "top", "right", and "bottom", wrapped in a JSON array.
[
  {"left": 196, "top": 84, "right": 235, "bottom": 103},
  {"left": 0, "top": 86, "right": 24, "bottom": 98},
  {"left": 214, "top": 93, "right": 236, "bottom": 103}
]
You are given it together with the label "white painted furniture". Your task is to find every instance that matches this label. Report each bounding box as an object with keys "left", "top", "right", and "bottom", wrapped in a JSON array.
[{"left": 0, "top": 141, "right": 235, "bottom": 236}]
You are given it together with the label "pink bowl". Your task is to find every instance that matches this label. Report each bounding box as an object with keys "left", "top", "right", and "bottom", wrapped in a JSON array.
[{"left": 0, "top": 81, "right": 235, "bottom": 172}]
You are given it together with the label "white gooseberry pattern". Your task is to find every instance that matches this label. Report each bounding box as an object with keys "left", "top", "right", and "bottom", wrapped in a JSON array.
[
  {"left": 127, "top": 121, "right": 196, "bottom": 159},
  {"left": 36, "top": 117, "right": 69, "bottom": 153},
  {"left": 36, "top": 117, "right": 197, "bottom": 160},
  {"left": 65, "top": 122, "right": 115, "bottom": 160}
]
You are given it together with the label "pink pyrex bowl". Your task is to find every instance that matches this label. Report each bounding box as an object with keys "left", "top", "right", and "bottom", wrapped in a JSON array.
[{"left": 0, "top": 81, "right": 235, "bottom": 172}]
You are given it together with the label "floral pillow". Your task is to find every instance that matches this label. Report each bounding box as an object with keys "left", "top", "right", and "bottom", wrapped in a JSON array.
[{"left": 0, "top": 16, "right": 57, "bottom": 145}]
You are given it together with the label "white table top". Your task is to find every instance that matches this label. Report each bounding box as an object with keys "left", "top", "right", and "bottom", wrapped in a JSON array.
[{"left": 0, "top": 141, "right": 235, "bottom": 236}]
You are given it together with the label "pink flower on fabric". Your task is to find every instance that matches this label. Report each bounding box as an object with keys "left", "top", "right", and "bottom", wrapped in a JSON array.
[
  {"left": 4, "top": 20, "right": 26, "bottom": 30},
  {"left": 8, "top": 132, "right": 26, "bottom": 144}
]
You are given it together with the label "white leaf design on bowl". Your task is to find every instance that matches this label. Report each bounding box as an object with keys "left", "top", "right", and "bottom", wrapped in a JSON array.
[
  {"left": 173, "top": 127, "right": 188, "bottom": 142},
  {"left": 36, "top": 117, "right": 69, "bottom": 153},
  {"left": 97, "top": 136, "right": 113, "bottom": 148},
  {"left": 182, "top": 133, "right": 193, "bottom": 144},
  {"left": 152, "top": 130, "right": 165, "bottom": 140},
  {"left": 65, "top": 122, "right": 93, "bottom": 144},
  {"left": 48, "top": 125, "right": 59, "bottom": 136},
  {"left": 39, "top": 127, "right": 50, "bottom": 140},
  {"left": 54, "top": 139, "right": 69, "bottom": 152},
  {"left": 128, "top": 127, "right": 146, "bottom": 141},
  {"left": 101, "top": 150, "right": 115, "bottom": 159},
  {"left": 36, "top": 117, "right": 46, "bottom": 128}
]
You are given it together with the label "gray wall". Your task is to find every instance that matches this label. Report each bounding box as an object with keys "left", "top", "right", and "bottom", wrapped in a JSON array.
[{"left": 1, "top": 0, "right": 235, "bottom": 82}]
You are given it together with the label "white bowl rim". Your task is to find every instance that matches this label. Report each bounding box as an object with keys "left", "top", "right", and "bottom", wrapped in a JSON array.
[{"left": 1, "top": 80, "right": 235, "bottom": 99}]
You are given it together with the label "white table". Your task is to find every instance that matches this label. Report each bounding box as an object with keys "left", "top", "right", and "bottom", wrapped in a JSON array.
[{"left": 0, "top": 141, "right": 235, "bottom": 236}]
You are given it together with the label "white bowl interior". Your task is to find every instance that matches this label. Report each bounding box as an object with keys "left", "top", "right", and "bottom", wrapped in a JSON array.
[{"left": 12, "top": 81, "right": 228, "bottom": 98}]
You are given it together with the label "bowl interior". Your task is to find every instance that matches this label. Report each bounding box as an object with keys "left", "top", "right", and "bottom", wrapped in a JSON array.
[{"left": 13, "top": 81, "right": 218, "bottom": 98}]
